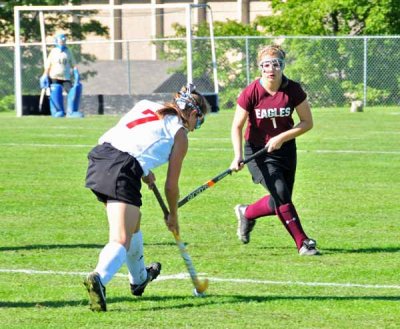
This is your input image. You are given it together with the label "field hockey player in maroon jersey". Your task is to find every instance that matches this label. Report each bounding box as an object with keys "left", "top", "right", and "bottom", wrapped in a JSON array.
[{"left": 230, "top": 44, "right": 319, "bottom": 256}]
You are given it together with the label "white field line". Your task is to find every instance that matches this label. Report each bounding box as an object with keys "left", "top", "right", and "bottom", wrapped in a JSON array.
[
  {"left": 0, "top": 142, "right": 399, "bottom": 155},
  {"left": 0, "top": 268, "right": 399, "bottom": 290}
]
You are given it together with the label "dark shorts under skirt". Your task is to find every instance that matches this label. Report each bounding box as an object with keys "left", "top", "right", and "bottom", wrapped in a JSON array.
[
  {"left": 245, "top": 140, "right": 297, "bottom": 191},
  {"left": 85, "top": 143, "right": 144, "bottom": 207}
]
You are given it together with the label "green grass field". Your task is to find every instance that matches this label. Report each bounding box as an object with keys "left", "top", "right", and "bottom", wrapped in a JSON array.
[{"left": 0, "top": 107, "right": 399, "bottom": 328}]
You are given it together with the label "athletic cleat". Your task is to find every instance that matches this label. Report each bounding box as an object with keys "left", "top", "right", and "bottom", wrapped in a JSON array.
[
  {"left": 130, "top": 262, "right": 162, "bottom": 296},
  {"left": 299, "top": 238, "right": 319, "bottom": 256},
  {"left": 83, "top": 272, "right": 107, "bottom": 312},
  {"left": 235, "top": 204, "right": 256, "bottom": 244}
]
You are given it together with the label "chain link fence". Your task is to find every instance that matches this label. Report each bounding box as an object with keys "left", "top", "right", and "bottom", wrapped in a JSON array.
[
  {"left": 4, "top": 35, "right": 400, "bottom": 114},
  {"left": 205, "top": 35, "right": 399, "bottom": 109}
]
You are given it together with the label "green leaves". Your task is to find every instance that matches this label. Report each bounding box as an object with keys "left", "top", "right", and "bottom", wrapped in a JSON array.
[{"left": 258, "top": 0, "right": 400, "bottom": 36}]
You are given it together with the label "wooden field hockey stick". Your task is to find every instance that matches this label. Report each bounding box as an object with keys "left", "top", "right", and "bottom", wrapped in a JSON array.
[
  {"left": 178, "top": 146, "right": 268, "bottom": 207},
  {"left": 39, "top": 87, "right": 47, "bottom": 112},
  {"left": 152, "top": 184, "right": 209, "bottom": 294}
]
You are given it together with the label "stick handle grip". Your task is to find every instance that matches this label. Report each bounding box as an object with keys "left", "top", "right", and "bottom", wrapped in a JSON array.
[{"left": 152, "top": 184, "right": 169, "bottom": 218}]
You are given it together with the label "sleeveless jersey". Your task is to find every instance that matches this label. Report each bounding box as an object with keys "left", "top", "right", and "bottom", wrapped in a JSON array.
[
  {"left": 237, "top": 78, "right": 307, "bottom": 147},
  {"left": 99, "top": 100, "right": 185, "bottom": 176}
]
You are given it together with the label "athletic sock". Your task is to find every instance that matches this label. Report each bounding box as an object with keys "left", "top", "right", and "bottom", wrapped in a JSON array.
[
  {"left": 94, "top": 241, "right": 126, "bottom": 286},
  {"left": 126, "top": 231, "right": 147, "bottom": 285},
  {"left": 245, "top": 195, "right": 275, "bottom": 220},
  {"left": 275, "top": 203, "right": 308, "bottom": 250}
]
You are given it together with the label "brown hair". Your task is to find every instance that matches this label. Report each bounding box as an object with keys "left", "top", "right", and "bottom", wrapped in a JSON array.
[
  {"left": 257, "top": 44, "right": 286, "bottom": 63},
  {"left": 157, "top": 85, "right": 210, "bottom": 124}
]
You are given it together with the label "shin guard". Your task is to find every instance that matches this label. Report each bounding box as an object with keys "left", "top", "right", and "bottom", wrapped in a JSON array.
[
  {"left": 276, "top": 203, "right": 308, "bottom": 250},
  {"left": 245, "top": 195, "right": 275, "bottom": 220},
  {"left": 67, "top": 82, "right": 83, "bottom": 117},
  {"left": 49, "top": 83, "right": 65, "bottom": 117}
]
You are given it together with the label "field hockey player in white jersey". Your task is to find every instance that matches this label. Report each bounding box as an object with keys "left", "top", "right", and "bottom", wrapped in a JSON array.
[{"left": 83, "top": 84, "right": 210, "bottom": 312}]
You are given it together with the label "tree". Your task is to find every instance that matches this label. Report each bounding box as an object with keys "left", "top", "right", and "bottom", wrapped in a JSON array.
[
  {"left": 0, "top": 0, "right": 108, "bottom": 43},
  {"left": 0, "top": 0, "right": 108, "bottom": 108},
  {"left": 160, "top": 20, "right": 263, "bottom": 109},
  {"left": 256, "top": 0, "right": 400, "bottom": 36},
  {"left": 162, "top": 0, "right": 399, "bottom": 108},
  {"left": 254, "top": 0, "right": 400, "bottom": 106}
]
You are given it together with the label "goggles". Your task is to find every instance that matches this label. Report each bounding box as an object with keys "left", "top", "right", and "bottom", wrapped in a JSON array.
[
  {"left": 175, "top": 83, "right": 205, "bottom": 129},
  {"left": 259, "top": 58, "right": 285, "bottom": 71}
]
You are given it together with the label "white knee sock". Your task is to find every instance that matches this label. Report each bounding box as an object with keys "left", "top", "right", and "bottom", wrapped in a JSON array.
[
  {"left": 126, "top": 231, "right": 147, "bottom": 285},
  {"left": 95, "top": 241, "right": 126, "bottom": 286}
]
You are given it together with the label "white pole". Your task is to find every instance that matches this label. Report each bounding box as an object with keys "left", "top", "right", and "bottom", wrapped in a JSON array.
[
  {"left": 206, "top": 5, "right": 218, "bottom": 94},
  {"left": 237, "top": 0, "right": 242, "bottom": 22},
  {"left": 39, "top": 11, "right": 47, "bottom": 65},
  {"left": 151, "top": 0, "right": 156, "bottom": 60},
  {"left": 186, "top": 4, "right": 193, "bottom": 84},
  {"left": 110, "top": 0, "right": 115, "bottom": 60},
  {"left": 14, "top": 7, "right": 22, "bottom": 117}
]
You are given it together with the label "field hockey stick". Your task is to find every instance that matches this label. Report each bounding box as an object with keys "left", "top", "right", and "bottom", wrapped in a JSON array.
[
  {"left": 152, "top": 184, "right": 209, "bottom": 295},
  {"left": 178, "top": 146, "right": 268, "bottom": 207},
  {"left": 39, "top": 88, "right": 47, "bottom": 112}
]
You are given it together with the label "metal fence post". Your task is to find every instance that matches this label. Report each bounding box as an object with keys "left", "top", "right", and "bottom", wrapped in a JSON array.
[
  {"left": 245, "top": 36, "right": 250, "bottom": 85},
  {"left": 363, "top": 37, "right": 368, "bottom": 107}
]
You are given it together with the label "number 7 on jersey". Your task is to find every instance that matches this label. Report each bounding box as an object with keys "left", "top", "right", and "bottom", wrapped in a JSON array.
[{"left": 126, "top": 109, "right": 159, "bottom": 129}]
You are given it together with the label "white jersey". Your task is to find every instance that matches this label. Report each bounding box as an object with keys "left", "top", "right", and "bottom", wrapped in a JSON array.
[
  {"left": 45, "top": 47, "right": 76, "bottom": 81},
  {"left": 99, "top": 100, "right": 185, "bottom": 176}
]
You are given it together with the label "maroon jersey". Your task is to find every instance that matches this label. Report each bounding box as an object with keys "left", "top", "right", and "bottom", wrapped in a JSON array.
[{"left": 237, "top": 78, "right": 307, "bottom": 147}]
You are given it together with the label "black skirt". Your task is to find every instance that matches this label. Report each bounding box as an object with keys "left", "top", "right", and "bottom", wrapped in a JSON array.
[{"left": 85, "top": 143, "right": 144, "bottom": 207}]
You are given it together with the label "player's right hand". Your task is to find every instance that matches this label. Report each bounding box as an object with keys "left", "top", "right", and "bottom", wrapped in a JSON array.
[{"left": 230, "top": 156, "right": 244, "bottom": 172}]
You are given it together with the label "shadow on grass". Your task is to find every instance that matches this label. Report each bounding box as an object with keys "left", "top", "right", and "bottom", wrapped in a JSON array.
[
  {"left": 316, "top": 246, "right": 400, "bottom": 254},
  {"left": 1, "top": 294, "right": 399, "bottom": 310},
  {"left": 0, "top": 241, "right": 175, "bottom": 252},
  {"left": 256, "top": 245, "right": 400, "bottom": 254}
]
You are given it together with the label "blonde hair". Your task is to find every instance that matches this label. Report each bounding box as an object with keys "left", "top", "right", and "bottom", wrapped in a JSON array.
[{"left": 257, "top": 44, "right": 286, "bottom": 63}]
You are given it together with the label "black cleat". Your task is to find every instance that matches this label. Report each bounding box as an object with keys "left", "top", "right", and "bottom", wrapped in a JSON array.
[
  {"left": 235, "top": 204, "right": 256, "bottom": 244},
  {"left": 130, "top": 262, "right": 162, "bottom": 296},
  {"left": 83, "top": 272, "right": 107, "bottom": 312}
]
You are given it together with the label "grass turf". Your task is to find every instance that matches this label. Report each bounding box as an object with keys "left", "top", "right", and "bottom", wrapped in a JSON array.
[{"left": 0, "top": 107, "right": 399, "bottom": 328}]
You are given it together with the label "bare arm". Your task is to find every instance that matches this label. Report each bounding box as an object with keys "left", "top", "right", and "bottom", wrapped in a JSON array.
[
  {"left": 165, "top": 127, "right": 188, "bottom": 233},
  {"left": 230, "top": 105, "right": 248, "bottom": 171},
  {"left": 267, "top": 98, "right": 313, "bottom": 151}
]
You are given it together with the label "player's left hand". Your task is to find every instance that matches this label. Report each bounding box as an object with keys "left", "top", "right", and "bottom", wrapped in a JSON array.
[
  {"left": 142, "top": 170, "right": 155, "bottom": 187},
  {"left": 167, "top": 213, "right": 179, "bottom": 234}
]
